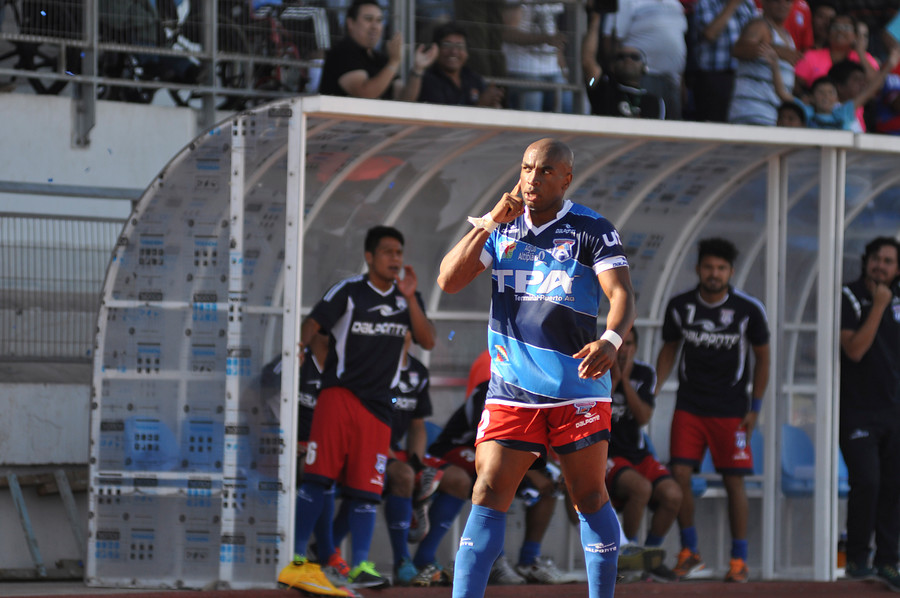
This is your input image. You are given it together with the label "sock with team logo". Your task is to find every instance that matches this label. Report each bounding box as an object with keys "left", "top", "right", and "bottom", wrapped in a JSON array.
[
  {"left": 579, "top": 501, "right": 619, "bottom": 598},
  {"left": 452, "top": 504, "right": 506, "bottom": 598},
  {"left": 385, "top": 494, "right": 413, "bottom": 563},
  {"left": 347, "top": 498, "right": 379, "bottom": 567},
  {"left": 414, "top": 491, "right": 466, "bottom": 568}
]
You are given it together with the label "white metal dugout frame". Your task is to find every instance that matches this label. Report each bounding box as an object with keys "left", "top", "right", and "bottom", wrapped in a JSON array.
[{"left": 88, "top": 96, "right": 900, "bottom": 589}]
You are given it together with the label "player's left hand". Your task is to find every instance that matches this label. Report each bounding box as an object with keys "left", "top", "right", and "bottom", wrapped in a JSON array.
[
  {"left": 740, "top": 410, "right": 758, "bottom": 436},
  {"left": 397, "top": 264, "right": 418, "bottom": 297},
  {"left": 574, "top": 339, "right": 617, "bottom": 379}
]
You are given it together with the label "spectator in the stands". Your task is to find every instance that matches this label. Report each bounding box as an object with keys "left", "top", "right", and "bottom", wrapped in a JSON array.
[
  {"left": 727, "top": 0, "right": 797, "bottom": 126},
  {"left": 418, "top": 22, "right": 505, "bottom": 107},
  {"left": 319, "top": 0, "right": 438, "bottom": 101},
  {"left": 810, "top": 2, "right": 836, "bottom": 50},
  {"left": 690, "top": 0, "right": 759, "bottom": 121},
  {"left": 770, "top": 46, "right": 900, "bottom": 130},
  {"left": 783, "top": 0, "right": 813, "bottom": 53},
  {"left": 602, "top": 0, "right": 687, "bottom": 119},
  {"left": 582, "top": 9, "right": 665, "bottom": 118},
  {"left": 794, "top": 14, "right": 880, "bottom": 130},
  {"left": 501, "top": 1, "right": 573, "bottom": 113},
  {"left": 776, "top": 100, "right": 806, "bottom": 126}
]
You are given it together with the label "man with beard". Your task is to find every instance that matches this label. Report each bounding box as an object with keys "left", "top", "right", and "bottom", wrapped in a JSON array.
[
  {"left": 654, "top": 238, "right": 770, "bottom": 583},
  {"left": 839, "top": 237, "right": 900, "bottom": 591},
  {"left": 581, "top": 8, "right": 665, "bottom": 118}
]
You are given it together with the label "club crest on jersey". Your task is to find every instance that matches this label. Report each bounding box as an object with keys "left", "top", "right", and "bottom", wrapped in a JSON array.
[
  {"left": 551, "top": 239, "right": 575, "bottom": 262},
  {"left": 494, "top": 346, "right": 509, "bottom": 362},
  {"left": 396, "top": 295, "right": 408, "bottom": 311},
  {"left": 375, "top": 454, "right": 388, "bottom": 475},
  {"left": 719, "top": 309, "right": 734, "bottom": 326},
  {"left": 894, "top": 304, "right": 900, "bottom": 322},
  {"left": 573, "top": 401, "right": 594, "bottom": 416},
  {"left": 501, "top": 241, "right": 517, "bottom": 260}
]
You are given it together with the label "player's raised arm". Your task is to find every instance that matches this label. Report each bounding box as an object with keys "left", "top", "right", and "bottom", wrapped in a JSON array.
[{"left": 438, "top": 183, "right": 525, "bottom": 294}]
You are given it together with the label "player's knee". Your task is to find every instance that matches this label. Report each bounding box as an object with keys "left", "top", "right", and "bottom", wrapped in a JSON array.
[
  {"left": 439, "top": 464, "right": 473, "bottom": 499},
  {"left": 655, "top": 480, "right": 683, "bottom": 511},
  {"left": 386, "top": 461, "right": 415, "bottom": 496}
]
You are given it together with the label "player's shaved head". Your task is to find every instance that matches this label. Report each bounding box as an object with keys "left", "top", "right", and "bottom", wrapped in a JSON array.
[{"left": 526, "top": 138, "right": 574, "bottom": 172}]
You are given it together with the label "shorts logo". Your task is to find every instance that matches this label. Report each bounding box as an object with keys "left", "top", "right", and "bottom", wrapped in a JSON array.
[
  {"left": 494, "top": 346, "right": 509, "bottom": 362},
  {"left": 573, "top": 401, "right": 594, "bottom": 416},
  {"left": 375, "top": 453, "right": 388, "bottom": 475}
]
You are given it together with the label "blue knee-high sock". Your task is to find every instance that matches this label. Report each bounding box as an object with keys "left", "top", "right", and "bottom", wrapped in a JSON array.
[
  {"left": 452, "top": 505, "right": 506, "bottom": 598},
  {"left": 414, "top": 492, "right": 466, "bottom": 568},
  {"left": 680, "top": 526, "right": 698, "bottom": 552},
  {"left": 579, "top": 502, "right": 619, "bottom": 598},
  {"left": 644, "top": 532, "right": 664, "bottom": 548},
  {"left": 295, "top": 482, "right": 330, "bottom": 558},
  {"left": 731, "top": 539, "right": 748, "bottom": 560},
  {"left": 519, "top": 540, "right": 541, "bottom": 566},
  {"left": 385, "top": 494, "right": 413, "bottom": 564},
  {"left": 332, "top": 499, "right": 352, "bottom": 548},
  {"left": 347, "top": 498, "right": 378, "bottom": 567},
  {"left": 313, "top": 485, "right": 336, "bottom": 561}
]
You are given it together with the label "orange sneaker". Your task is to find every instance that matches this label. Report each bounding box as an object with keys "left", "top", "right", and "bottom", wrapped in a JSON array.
[
  {"left": 326, "top": 550, "right": 351, "bottom": 578},
  {"left": 672, "top": 547, "right": 705, "bottom": 579},
  {"left": 725, "top": 558, "right": 749, "bottom": 583}
]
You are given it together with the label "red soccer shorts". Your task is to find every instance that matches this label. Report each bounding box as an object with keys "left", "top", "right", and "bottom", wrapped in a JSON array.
[
  {"left": 440, "top": 445, "right": 478, "bottom": 477},
  {"left": 669, "top": 409, "right": 753, "bottom": 475},
  {"left": 475, "top": 400, "right": 611, "bottom": 456},
  {"left": 304, "top": 387, "right": 391, "bottom": 502},
  {"left": 606, "top": 454, "right": 672, "bottom": 509}
]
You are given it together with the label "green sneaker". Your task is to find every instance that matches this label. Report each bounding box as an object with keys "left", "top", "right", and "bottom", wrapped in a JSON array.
[
  {"left": 348, "top": 560, "right": 390, "bottom": 588},
  {"left": 876, "top": 564, "right": 900, "bottom": 592}
]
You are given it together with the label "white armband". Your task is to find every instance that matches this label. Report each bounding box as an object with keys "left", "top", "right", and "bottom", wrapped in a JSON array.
[
  {"left": 600, "top": 330, "right": 623, "bottom": 350},
  {"left": 467, "top": 212, "right": 498, "bottom": 233}
]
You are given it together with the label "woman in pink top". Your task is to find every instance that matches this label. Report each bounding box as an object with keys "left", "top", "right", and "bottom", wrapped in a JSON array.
[{"left": 794, "top": 14, "right": 879, "bottom": 130}]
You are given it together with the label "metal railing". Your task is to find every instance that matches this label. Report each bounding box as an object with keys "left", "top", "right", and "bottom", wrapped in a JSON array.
[
  {"left": 0, "top": 1, "right": 585, "bottom": 127},
  {"left": 0, "top": 213, "right": 123, "bottom": 362}
]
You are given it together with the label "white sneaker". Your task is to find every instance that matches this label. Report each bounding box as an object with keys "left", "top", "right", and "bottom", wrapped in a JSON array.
[
  {"left": 515, "top": 556, "right": 570, "bottom": 584},
  {"left": 489, "top": 555, "right": 526, "bottom": 585}
]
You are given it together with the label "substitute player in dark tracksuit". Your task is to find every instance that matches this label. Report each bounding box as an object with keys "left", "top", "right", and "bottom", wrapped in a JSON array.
[
  {"left": 839, "top": 236, "right": 900, "bottom": 591},
  {"left": 278, "top": 225, "right": 435, "bottom": 595},
  {"left": 655, "top": 237, "right": 770, "bottom": 583}
]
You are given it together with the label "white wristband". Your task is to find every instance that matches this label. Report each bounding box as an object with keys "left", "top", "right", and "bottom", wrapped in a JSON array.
[
  {"left": 600, "top": 330, "right": 623, "bottom": 350},
  {"left": 467, "top": 212, "right": 498, "bottom": 233}
]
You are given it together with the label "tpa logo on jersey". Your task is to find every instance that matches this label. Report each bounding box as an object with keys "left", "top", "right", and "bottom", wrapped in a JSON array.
[
  {"left": 375, "top": 453, "right": 388, "bottom": 475},
  {"left": 551, "top": 239, "right": 575, "bottom": 262},
  {"left": 494, "top": 346, "right": 509, "bottom": 362},
  {"left": 573, "top": 401, "right": 594, "bottom": 416},
  {"left": 501, "top": 241, "right": 517, "bottom": 260},
  {"left": 720, "top": 309, "right": 734, "bottom": 326}
]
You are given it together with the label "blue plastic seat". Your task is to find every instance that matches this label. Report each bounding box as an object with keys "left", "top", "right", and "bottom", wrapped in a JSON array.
[
  {"left": 424, "top": 420, "right": 443, "bottom": 450},
  {"left": 781, "top": 424, "right": 816, "bottom": 497},
  {"left": 838, "top": 449, "right": 850, "bottom": 498}
]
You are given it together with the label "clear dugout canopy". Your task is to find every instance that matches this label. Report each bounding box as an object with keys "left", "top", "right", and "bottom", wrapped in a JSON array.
[{"left": 89, "top": 96, "right": 900, "bottom": 589}]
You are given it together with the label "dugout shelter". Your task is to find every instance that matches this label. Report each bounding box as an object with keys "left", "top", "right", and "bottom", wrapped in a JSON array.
[{"left": 88, "top": 95, "right": 900, "bottom": 589}]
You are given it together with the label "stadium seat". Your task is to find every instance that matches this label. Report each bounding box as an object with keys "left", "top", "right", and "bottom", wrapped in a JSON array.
[
  {"left": 781, "top": 424, "right": 815, "bottom": 497},
  {"left": 424, "top": 420, "right": 443, "bottom": 450}
]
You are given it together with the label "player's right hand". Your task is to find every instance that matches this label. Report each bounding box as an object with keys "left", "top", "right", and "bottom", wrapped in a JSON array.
[{"left": 490, "top": 182, "right": 525, "bottom": 223}]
